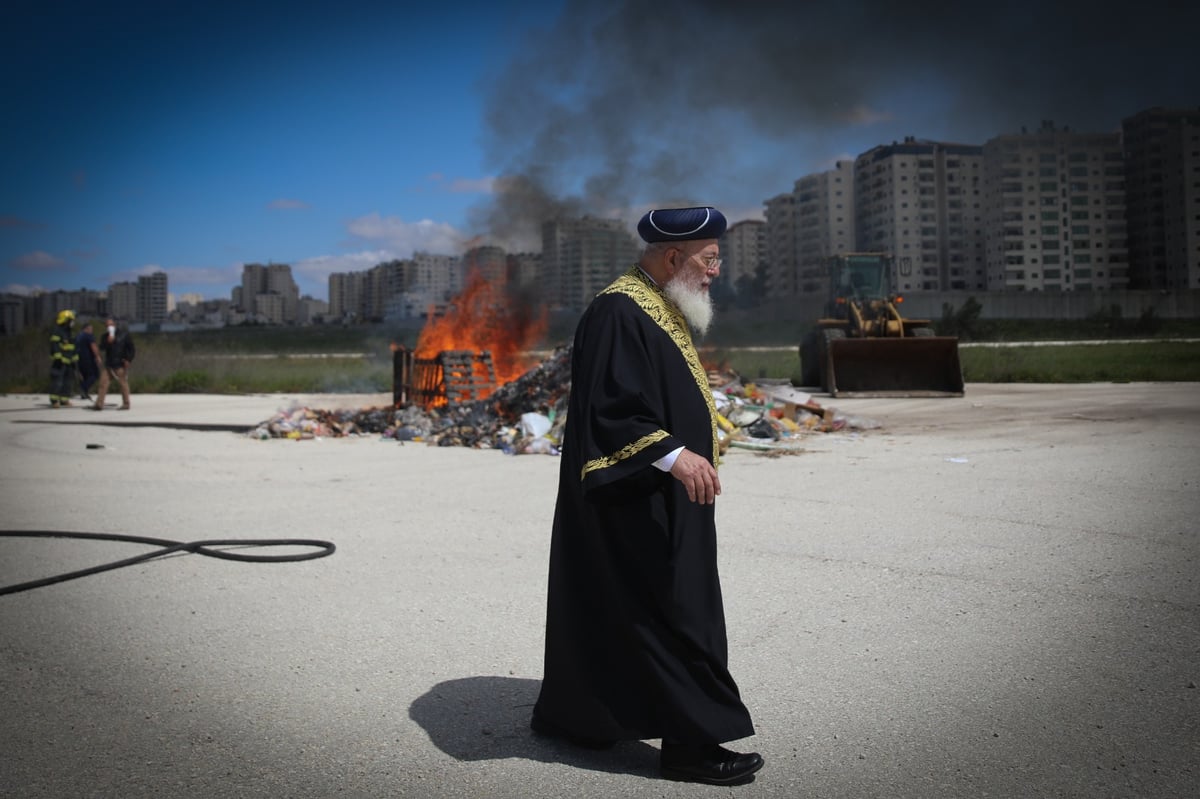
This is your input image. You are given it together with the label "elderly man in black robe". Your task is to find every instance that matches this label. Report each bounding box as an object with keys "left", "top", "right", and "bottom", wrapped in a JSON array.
[{"left": 532, "top": 206, "right": 763, "bottom": 786}]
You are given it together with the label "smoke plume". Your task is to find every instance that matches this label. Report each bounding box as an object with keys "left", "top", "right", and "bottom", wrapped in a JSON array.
[{"left": 474, "top": 0, "right": 1198, "bottom": 244}]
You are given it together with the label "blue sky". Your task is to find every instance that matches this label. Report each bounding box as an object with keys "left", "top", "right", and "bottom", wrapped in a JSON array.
[{"left": 3, "top": 1, "right": 1195, "bottom": 301}]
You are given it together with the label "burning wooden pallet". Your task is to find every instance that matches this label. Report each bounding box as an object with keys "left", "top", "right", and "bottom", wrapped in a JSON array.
[{"left": 394, "top": 347, "right": 497, "bottom": 409}]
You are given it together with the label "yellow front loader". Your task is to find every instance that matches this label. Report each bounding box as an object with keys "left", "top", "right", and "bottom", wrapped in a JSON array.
[{"left": 799, "top": 253, "right": 964, "bottom": 397}]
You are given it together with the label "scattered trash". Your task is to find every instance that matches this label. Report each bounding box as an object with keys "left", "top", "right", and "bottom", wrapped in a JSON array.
[
  {"left": 944, "top": 457, "right": 969, "bottom": 463},
  {"left": 247, "top": 345, "right": 882, "bottom": 455}
]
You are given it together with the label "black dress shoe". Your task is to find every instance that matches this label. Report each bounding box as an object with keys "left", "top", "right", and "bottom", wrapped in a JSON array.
[
  {"left": 660, "top": 742, "right": 764, "bottom": 786},
  {"left": 530, "top": 712, "right": 616, "bottom": 750}
]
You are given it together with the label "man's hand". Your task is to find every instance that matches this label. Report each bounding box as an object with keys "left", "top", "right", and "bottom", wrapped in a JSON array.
[{"left": 669, "top": 448, "right": 721, "bottom": 504}]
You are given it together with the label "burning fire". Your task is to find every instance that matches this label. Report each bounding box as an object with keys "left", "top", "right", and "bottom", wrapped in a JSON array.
[{"left": 414, "top": 269, "right": 547, "bottom": 388}]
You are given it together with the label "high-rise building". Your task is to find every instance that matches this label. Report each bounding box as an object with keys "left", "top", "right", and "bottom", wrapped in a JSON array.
[
  {"left": 1, "top": 295, "right": 26, "bottom": 335},
  {"left": 462, "top": 245, "right": 509, "bottom": 287},
  {"left": 1122, "top": 107, "right": 1200, "bottom": 290},
  {"left": 328, "top": 272, "right": 363, "bottom": 320},
  {"left": 508, "top": 252, "right": 542, "bottom": 290},
  {"left": 763, "top": 192, "right": 797, "bottom": 297},
  {"left": 541, "top": 217, "right": 640, "bottom": 311},
  {"left": 137, "top": 271, "right": 168, "bottom": 325},
  {"left": 367, "top": 259, "right": 417, "bottom": 320},
  {"left": 794, "top": 161, "right": 856, "bottom": 294},
  {"left": 240, "top": 262, "right": 298, "bottom": 322},
  {"left": 855, "top": 138, "right": 986, "bottom": 293},
  {"left": 982, "top": 121, "right": 1128, "bottom": 292},
  {"left": 266, "top": 264, "right": 299, "bottom": 322},
  {"left": 413, "top": 252, "right": 463, "bottom": 303},
  {"left": 108, "top": 281, "right": 138, "bottom": 321},
  {"left": 720, "top": 220, "right": 767, "bottom": 294},
  {"left": 240, "top": 263, "right": 267, "bottom": 312}
]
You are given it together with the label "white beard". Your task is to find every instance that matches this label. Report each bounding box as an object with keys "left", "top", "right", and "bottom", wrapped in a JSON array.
[{"left": 665, "top": 277, "right": 714, "bottom": 337}]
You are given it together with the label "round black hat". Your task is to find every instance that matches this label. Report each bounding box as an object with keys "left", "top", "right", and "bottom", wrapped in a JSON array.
[{"left": 637, "top": 206, "right": 727, "bottom": 243}]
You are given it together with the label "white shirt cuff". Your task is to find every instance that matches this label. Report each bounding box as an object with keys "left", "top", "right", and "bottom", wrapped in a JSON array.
[{"left": 653, "top": 446, "right": 685, "bottom": 471}]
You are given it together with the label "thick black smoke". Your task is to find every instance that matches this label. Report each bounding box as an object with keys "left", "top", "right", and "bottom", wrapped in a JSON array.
[{"left": 474, "top": 0, "right": 1198, "bottom": 244}]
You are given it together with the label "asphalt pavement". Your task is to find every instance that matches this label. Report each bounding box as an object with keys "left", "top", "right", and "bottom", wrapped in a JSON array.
[{"left": 1, "top": 384, "right": 1197, "bottom": 798}]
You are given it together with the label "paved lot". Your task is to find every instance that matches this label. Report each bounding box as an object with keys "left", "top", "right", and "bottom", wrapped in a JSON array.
[{"left": 1, "top": 384, "right": 1197, "bottom": 798}]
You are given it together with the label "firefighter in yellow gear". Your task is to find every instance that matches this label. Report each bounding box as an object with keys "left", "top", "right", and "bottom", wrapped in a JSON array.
[{"left": 49, "top": 309, "right": 79, "bottom": 407}]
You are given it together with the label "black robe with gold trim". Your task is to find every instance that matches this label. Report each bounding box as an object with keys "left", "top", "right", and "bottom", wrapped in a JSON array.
[{"left": 533, "top": 267, "right": 754, "bottom": 745}]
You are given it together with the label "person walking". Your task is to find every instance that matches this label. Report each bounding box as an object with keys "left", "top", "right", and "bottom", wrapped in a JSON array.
[
  {"left": 74, "top": 322, "right": 102, "bottom": 401},
  {"left": 93, "top": 318, "right": 135, "bottom": 411},
  {"left": 531, "top": 206, "right": 763, "bottom": 786},
  {"left": 48, "top": 309, "right": 79, "bottom": 408}
]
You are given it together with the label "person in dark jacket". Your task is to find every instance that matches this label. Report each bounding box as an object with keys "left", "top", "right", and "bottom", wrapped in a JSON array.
[
  {"left": 93, "top": 317, "right": 135, "bottom": 411},
  {"left": 74, "top": 322, "right": 102, "bottom": 400},
  {"left": 49, "top": 309, "right": 79, "bottom": 408}
]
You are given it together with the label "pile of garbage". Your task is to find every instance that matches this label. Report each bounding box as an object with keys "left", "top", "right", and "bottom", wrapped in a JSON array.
[
  {"left": 710, "top": 375, "right": 880, "bottom": 454},
  {"left": 248, "top": 344, "right": 879, "bottom": 453},
  {"left": 248, "top": 346, "right": 573, "bottom": 452}
]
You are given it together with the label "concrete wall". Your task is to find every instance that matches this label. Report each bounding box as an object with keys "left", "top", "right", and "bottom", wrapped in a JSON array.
[{"left": 899, "top": 289, "right": 1200, "bottom": 320}]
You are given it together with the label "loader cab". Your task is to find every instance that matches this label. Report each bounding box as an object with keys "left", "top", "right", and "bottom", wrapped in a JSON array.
[{"left": 833, "top": 254, "right": 890, "bottom": 302}]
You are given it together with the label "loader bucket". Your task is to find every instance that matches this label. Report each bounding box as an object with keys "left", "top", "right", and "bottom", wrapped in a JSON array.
[{"left": 825, "top": 336, "right": 964, "bottom": 397}]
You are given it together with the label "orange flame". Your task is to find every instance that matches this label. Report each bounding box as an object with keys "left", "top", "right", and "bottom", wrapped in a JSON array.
[{"left": 415, "top": 269, "right": 547, "bottom": 388}]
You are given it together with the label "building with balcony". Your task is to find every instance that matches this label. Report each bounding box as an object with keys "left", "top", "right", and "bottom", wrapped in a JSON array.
[
  {"left": 720, "top": 219, "right": 767, "bottom": 294},
  {"left": 107, "top": 281, "right": 138, "bottom": 321},
  {"left": 983, "top": 121, "right": 1128, "bottom": 292},
  {"left": 763, "top": 192, "right": 798, "bottom": 297},
  {"left": 541, "top": 217, "right": 640, "bottom": 311},
  {"left": 137, "top": 271, "right": 168, "bottom": 325},
  {"left": 794, "top": 161, "right": 856, "bottom": 294},
  {"left": 855, "top": 137, "right": 986, "bottom": 293},
  {"left": 1122, "top": 107, "right": 1200, "bottom": 290}
]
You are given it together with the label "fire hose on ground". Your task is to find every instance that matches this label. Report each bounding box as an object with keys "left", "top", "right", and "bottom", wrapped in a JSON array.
[{"left": 0, "top": 530, "right": 335, "bottom": 596}]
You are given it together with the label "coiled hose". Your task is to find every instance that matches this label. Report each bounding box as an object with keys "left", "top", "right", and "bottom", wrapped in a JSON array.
[{"left": 0, "top": 530, "right": 335, "bottom": 595}]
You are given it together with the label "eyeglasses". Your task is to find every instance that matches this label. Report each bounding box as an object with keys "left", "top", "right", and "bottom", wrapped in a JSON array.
[{"left": 672, "top": 248, "right": 722, "bottom": 271}]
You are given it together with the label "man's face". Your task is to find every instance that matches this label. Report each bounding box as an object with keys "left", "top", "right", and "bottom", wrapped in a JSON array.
[
  {"left": 668, "top": 241, "right": 721, "bottom": 294},
  {"left": 664, "top": 241, "right": 719, "bottom": 335}
]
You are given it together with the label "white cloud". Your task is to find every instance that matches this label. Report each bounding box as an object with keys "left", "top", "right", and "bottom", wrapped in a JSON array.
[
  {"left": 162, "top": 264, "right": 244, "bottom": 287},
  {"left": 345, "top": 213, "right": 468, "bottom": 256},
  {"left": 293, "top": 250, "right": 398, "bottom": 291},
  {"left": 9, "top": 250, "right": 71, "bottom": 272},
  {"left": 109, "top": 263, "right": 232, "bottom": 285},
  {"left": 2, "top": 282, "right": 48, "bottom": 295}
]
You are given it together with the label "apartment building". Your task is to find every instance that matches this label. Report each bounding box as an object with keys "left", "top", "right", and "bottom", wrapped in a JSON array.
[
  {"left": 328, "top": 272, "right": 363, "bottom": 320},
  {"left": 508, "top": 252, "right": 542, "bottom": 291},
  {"left": 1123, "top": 107, "right": 1200, "bottom": 290},
  {"left": 413, "top": 252, "right": 463, "bottom": 305},
  {"left": 462, "top": 244, "right": 509, "bottom": 287},
  {"left": 982, "top": 122, "right": 1128, "bottom": 292},
  {"left": 107, "top": 281, "right": 138, "bottom": 321},
  {"left": 855, "top": 138, "right": 986, "bottom": 293},
  {"left": 239, "top": 262, "right": 299, "bottom": 322},
  {"left": 720, "top": 219, "right": 767, "bottom": 294},
  {"left": 763, "top": 192, "right": 797, "bottom": 297},
  {"left": 137, "top": 271, "right": 168, "bottom": 325},
  {"left": 795, "top": 161, "right": 856, "bottom": 294},
  {"left": 541, "top": 217, "right": 640, "bottom": 311}
]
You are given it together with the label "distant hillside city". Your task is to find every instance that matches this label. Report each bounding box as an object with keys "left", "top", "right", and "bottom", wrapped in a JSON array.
[{"left": 3, "top": 107, "right": 1197, "bottom": 336}]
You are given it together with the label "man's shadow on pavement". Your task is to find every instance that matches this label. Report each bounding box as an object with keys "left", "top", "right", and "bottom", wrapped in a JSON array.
[{"left": 409, "top": 676, "right": 660, "bottom": 779}]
